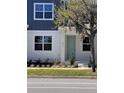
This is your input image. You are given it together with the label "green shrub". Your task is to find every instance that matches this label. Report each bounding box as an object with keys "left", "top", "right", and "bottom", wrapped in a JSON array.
[{"left": 70, "top": 57, "right": 75, "bottom": 65}]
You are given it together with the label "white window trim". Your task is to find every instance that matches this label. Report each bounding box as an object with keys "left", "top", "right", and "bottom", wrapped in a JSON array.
[{"left": 34, "top": 3, "right": 54, "bottom": 20}]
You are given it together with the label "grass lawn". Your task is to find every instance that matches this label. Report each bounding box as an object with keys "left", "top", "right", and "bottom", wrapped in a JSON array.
[{"left": 27, "top": 68, "right": 97, "bottom": 76}]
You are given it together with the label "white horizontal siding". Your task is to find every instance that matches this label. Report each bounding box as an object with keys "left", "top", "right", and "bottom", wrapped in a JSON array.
[
  {"left": 75, "top": 35, "right": 91, "bottom": 63},
  {"left": 27, "top": 29, "right": 97, "bottom": 64},
  {"left": 27, "top": 30, "right": 61, "bottom": 61},
  {"left": 59, "top": 27, "right": 92, "bottom": 63}
]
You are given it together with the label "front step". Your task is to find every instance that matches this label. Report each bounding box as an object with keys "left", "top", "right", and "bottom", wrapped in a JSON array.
[
  {"left": 75, "top": 61, "right": 89, "bottom": 67},
  {"left": 64, "top": 60, "right": 89, "bottom": 67},
  {"left": 78, "top": 63, "right": 88, "bottom": 67}
]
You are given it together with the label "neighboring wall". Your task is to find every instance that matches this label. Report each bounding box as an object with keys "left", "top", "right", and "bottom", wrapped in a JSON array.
[
  {"left": 94, "top": 34, "right": 97, "bottom": 63},
  {"left": 75, "top": 35, "right": 91, "bottom": 63},
  {"left": 75, "top": 34, "right": 97, "bottom": 63}
]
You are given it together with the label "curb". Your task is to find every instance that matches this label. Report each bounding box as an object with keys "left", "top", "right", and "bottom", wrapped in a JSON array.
[
  {"left": 27, "top": 75, "right": 97, "bottom": 79},
  {"left": 27, "top": 67, "right": 92, "bottom": 70}
]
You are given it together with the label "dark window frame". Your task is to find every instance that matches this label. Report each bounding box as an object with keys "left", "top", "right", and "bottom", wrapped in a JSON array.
[
  {"left": 83, "top": 37, "right": 91, "bottom": 51},
  {"left": 35, "top": 36, "right": 43, "bottom": 51},
  {"left": 34, "top": 36, "right": 52, "bottom": 51},
  {"left": 44, "top": 36, "right": 52, "bottom": 51}
]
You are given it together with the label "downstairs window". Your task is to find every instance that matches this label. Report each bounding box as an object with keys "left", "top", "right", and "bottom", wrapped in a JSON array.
[
  {"left": 83, "top": 37, "right": 91, "bottom": 51},
  {"left": 34, "top": 36, "right": 52, "bottom": 51}
]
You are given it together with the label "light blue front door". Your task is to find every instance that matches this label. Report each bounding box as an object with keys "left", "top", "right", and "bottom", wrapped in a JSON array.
[{"left": 66, "top": 36, "right": 76, "bottom": 60}]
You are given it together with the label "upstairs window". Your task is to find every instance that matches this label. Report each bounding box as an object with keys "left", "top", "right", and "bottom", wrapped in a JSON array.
[
  {"left": 83, "top": 37, "right": 91, "bottom": 51},
  {"left": 34, "top": 3, "right": 54, "bottom": 20}
]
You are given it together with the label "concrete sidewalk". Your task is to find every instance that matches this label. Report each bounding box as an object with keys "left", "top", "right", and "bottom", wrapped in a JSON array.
[{"left": 27, "top": 75, "right": 97, "bottom": 79}]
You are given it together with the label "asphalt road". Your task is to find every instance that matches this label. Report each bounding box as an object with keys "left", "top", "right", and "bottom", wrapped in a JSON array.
[{"left": 27, "top": 78, "right": 97, "bottom": 93}]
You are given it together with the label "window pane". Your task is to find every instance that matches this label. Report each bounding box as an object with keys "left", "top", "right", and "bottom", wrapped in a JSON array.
[
  {"left": 45, "top": 4, "right": 52, "bottom": 11},
  {"left": 35, "top": 4, "right": 43, "bottom": 11},
  {"left": 83, "top": 37, "right": 90, "bottom": 43},
  {"left": 83, "top": 45, "right": 91, "bottom": 51},
  {"left": 35, "top": 12, "right": 43, "bottom": 18},
  {"left": 35, "top": 36, "right": 42, "bottom": 43},
  {"left": 45, "top": 12, "right": 52, "bottom": 18},
  {"left": 44, "top": 36, "right": 52, "bottom": 43},
  {"left": 44, "top": 44, "right": 52, "bottom": 50},
  {"left": 35, "top": 44, "right": 42, "bottom": 50}
]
